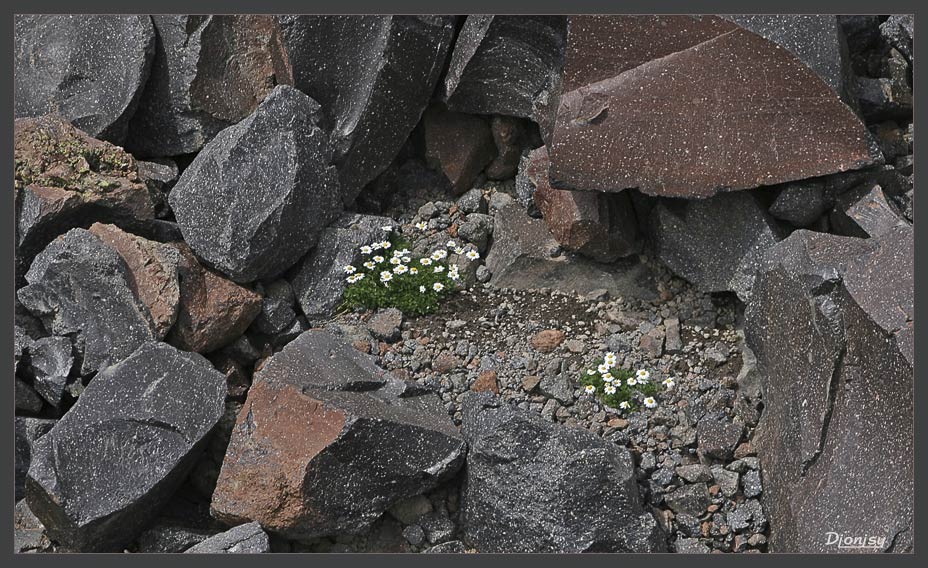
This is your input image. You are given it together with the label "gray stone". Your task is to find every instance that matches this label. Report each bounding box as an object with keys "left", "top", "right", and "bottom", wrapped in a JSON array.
[
  {"left": 457, "top": 213, "right": 494, "bottom": 253},
  {"left": 14, "top": 499, "right": 47, "bottom": 553},
  {"left": 169, "top": 85, "right": 341, "bottom": 283},
  {"left": 420, "top": 510, "right": 456, "bottom": 544},
  {"left": 185, "top": 522, "right": 270, "bottom": 554},
  {"left": 369, "top": 308, "right": 404, "bottom": 343},
  {"left": 15, "top": 417, "right": 56, "bottom": 502},
  {"left": 664, "top": 318, "right": 683, "bottom": 353},
  {"left": 15, "top": 378, "right": 45, "bottom": 415},
  {"left": 17, "top": 229, "right": 157, "bottom": 376},
  {"left": 769, "top": 179, "right": 830, "bottom": 227},
  {"left": 388, "top": 495, "right": 433, "bottom": 525},
  {"left": 676, "top": 464, "right": 712, "bottom": 484},
  {"left": 25, "top": 342, "right": 226, "bottom": 552},
  {"left": 424, "top": 540, "right": 467, "bottom": 553},
  {"left": 697, "top": 414, "right": 743, "bottom": 460},
  {"left": 674, "top": 537, "right": 710, "bottom": 554},
  {"left": 279, "top": 16, "right": 456, "bottom": 204},
  {"left": 291, "top": 214, "right": 393, "bottom": 321},
  {"left": 27, "top": 336, "right": 73, "bottom": 410},
  {"left": 880, "top": 15, "right": 913, "bottom": 63},
  {"left": 728, "top": 500, "right": 766, "bottom": 533},
  {"left": 460, "top": 392, "right": 666, "bottom": 552},
  {"left": 663, "top": 484, "right": 710, "bottom": 517},
  {"left": 136, "top": 159, "right": 179, "bottom": 193},
  {"left": 252, "top": 280, "right": 297, "bottom": 336},
  {"left": 403, "top": 525, "right": 426, "bottom": 547},
  {"left": 742, "top": 470, "right": 763, "bottom": 499},
  {"left": 135, "top": 524, "right": 214, "bottom": 553},
  {"left": 14, "top": 15, "right": 155, "bottom": 144},
  {"left": 675, "top": 513, "right": 702, "bottom": 538},
  {"left": 711, "top": 465, "right": 740, "bottom": 499},
  {"left": 457, "top": 189, "right": 488, "bottom": 215},
  {"left": 830, "top": 182, "right": 909, "bottom": 239}
]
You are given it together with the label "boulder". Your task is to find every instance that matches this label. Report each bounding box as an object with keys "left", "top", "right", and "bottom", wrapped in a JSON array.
[
  {"left": 486, "top": 203, "right": 656, "bottom": 301},
  {"left": 14, "top": 15, "right": 155, "bottom": 144},
  {"left": 251, "top": 280, "right": 298, "bottom": 336},
  {"left": 25, "top": 342, "right": 226, "bottom": 552},
  {"left": 15, "top": 418, "right": 56, "bottom": 502},
  {"left": 423, "top": 104, "right": 497, "bottom": 195},
  {"left": 211, "top": 330, "right": 466, "bottom": 539},
  {"left": 460, "top": 392, "right": 665, "bottom": 552},
  {"left": 768, "top": 179, "right": 831, "bottom": 227},
  {"left": 649, "top": 191, "right": 783, "bottom": 302},
  {"left": 830, "top": 182, "right": 910, "bottom": 239},
  {"left": 185, "top": 522, "right": 270, "bottom": 554},
  {"left": 169, "top": 85, "right": 341, "bottom": 283},
  {"left": 165, "top": 243, "right": 262, "bottom": 354},
  {"left": 127, "top": 15, "right": 293, "bottom": 157},
  {"left": 15, "top": 378, "right": 45, "bottom": 415},
  {"left": 441, "top": 16, "right": 567, "bottom": 123},
  {"left": 547, "top": 16, "right": 880, "bottom": 198},
  {"left": 745, "top": 228, "right": 913, "bottom": 552},
  {"left": 17, "top": 228, "right": 158, "bottom": 375},
  {"left": 880, "top": 15, "right": 913, "bottom": 63},
  {"left": 290, "top": 214, "right": 393, "bottom": 322},
  {"left": 27, "top": 336, "right": 74, "bottom": 410},
  {"left": 278, "top": 15, "right": 456, "bottom": 204}
]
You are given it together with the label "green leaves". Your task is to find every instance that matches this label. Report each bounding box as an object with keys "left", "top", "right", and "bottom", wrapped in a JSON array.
[{"left": 580, "top": 357, "right": 658, "bottom": 412}]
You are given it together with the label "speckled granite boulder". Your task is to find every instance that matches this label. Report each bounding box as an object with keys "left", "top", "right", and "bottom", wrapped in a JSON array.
[
  {"left": 25, "top": 342, "right": 226, "bottom": 552},
  {"left": 185, "top": 522, "right": 270, "bottom": 554}
]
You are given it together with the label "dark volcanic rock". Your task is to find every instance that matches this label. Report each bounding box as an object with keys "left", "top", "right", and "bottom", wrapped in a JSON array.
[
  {"left": 485, "top": 116, "right": 529, "bottom": 180},
  {"left": 649, "top": 191, "right": 783, "bottom": 302},
  {"left": 17, "top": 229, "right": 157, "bottom": 376},
  {"left": 169, "top": 85, "right": 341, "bottom": 283},
  {"left": 745, "top": 228, "right": 913, "bottom": 552},
  {"left": 15, "top": 418, "right": 56, "bottom": 502},
  {"left": 460, "top": 392, "right": 665, "bottom": 552},
  {"left": 211, "top": 330, "right": 465, "bottom": 539},
  {"left": 127, "top": 15, "right": 293, "bottom": 157},
  {"left": 279, "top": 15, "right": 456, "bottom": 204},
  {"left": 27, "top": 336, "right": 74, "bottom": 410},
  {"left": 768, "top": 179, "right": 831, "bottom": 227},
  {"left": 663, "top": 484, "right": 710, "bottom": 517},
  {"left": 14, "top": 15, "right": 155, "bottom": 144},
  {"left": 697, "top": 414, "right": 743, "bottom": 461},
  {"left": 291, "top": 214, "right": 392, "bottom": 322},
  {"left": 185, "top": 522, "right": 269, "bottom": 554},
  {"left": 423, "top": 104, "right": 497, "bottom": 195},
  {"left": 548, "top": 15, "right": 880, "bottom": 198},
  {"left": 16, "top": 378, "right": 45, "bottom": 415},
  {"left": 251, "top": 280, "right": 298, "bottom": 336},
  {"left": 25, "top": 342, "right": 226, "bottom": 552},
  {"left": 880, "top": 15, "right": 913, "bottom": 63},
  {"left": 442, "top": 16, "right": 567, "bottom": 123},
  {"left": 830, "top": 182, "right": 910, "bottom": 239}
]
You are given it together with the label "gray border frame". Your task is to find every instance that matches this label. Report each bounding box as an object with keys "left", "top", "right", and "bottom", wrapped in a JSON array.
[{"left": 3, "top": 1, "right": 922, "bottom": 566}]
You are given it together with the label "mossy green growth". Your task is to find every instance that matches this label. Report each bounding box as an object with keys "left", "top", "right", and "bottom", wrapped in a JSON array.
[{"left": 580, "top": 355, "right": 659, "bottom": 412}]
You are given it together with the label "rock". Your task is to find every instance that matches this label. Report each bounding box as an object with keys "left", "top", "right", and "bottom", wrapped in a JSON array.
[
  {"left": 15, "top": 418, "right": 56, "bottom": 502},
  {"left": 547, "top": 16, "right": 880, "bottom": 198},
  {"left": 185, "top": 522, "right": 270, "bottom": 554},
  {"left": 742, "top": 470, "right": 763, "bottom": 499},
  {"left": 165, "top": 243, "right": 262, "bottom": 354},
  {"left": 530, "top": 329, "right": 565, "bottom": 353},
  {"left": 136, "top": 159, "right": 179, "bottom": 193},
  {"left": 290, "top": 214, "right": 393, "bottom": 321},
  {"left": 27, "top": 336, "right": 73, "bottom": 409},
  {"left": 403, "top": 524, "right": 426, "bottom": 546},
  {"left": 127, "top": 15, "right": 293, "bottom": 157},
  {"left": 830, "top": 182, "right": 909, "bottom": 239},
  {"left": 251, "top": 280, "right": 297, "bottom": 336},
  {"left": 14, "top": 499, "right": 47, "bottom": 553},
  {"left": 856, "top": 73, "right": 912, "bottom": 123},
  {"left": 663, "top": 484, "right": 710, "bottom": 517},
  {"left": 639, "top": 328, "right": 665, "bottom": 358},
  {"left": 676, "top": 464, "right": 712, "bottom": 484},
  {"left": 728, "top": 500, "right": 766, "bottom": 533},
  {"left": 424, "top": 540, "right": 468, "bottom": 553},
  {"left": 768, "top": 179, "right": 831, "bottom": 227},
  {"left": 169, "top": 85, "right": 341, "bottom": 283},
  {"left": 457, "top": 213, "right": 494, "bottom": 253},
  {"left": 88, "top": 223, "right": 181, "bottom": 339},
  {"left": 675, "top": 537, "right": 710, "bottom": 554},
  {"left": 521, "top": 375, "right": 542, "bottom": 392},
  {"left": 697, "top": 414, "right": 743, "bottom": 460},
  {"left": 528, "top": 146, "right": 639, "bottom": 262},
  {"left": 420, "top": 510, "right": 456, "bottom": 544},
  {"left": 460, "top": 392, "right": 666, "bottom": 552},
  {"left": 457, "top": 189, "right": 488, "bottom": 215},
  {"left": 423, "top": 104, "right": 497, "bottom": 196},
  {"left": 17, "top": 229, "right": 157, "bottom": 375},
  {"left": 278, "top": 16, "right": 456, "bottom": 203},
  {"left": 388, "top": 495, "right": 433, "bottom": 525},
  {"left": 649, "top": 191, "right": 783, "bottom": 302},
  {"left": 135, "top": 524, "right": 214, "bottom": 553},
  {"left": 538, "top": 374, "right": 572, "bottom": 405},
  {"left": 485, "top": 116, "right": 529, "bottom": 180},
  {"left": 25, "top": 342, "right": 226, "bottom": 551},
  {"left": 368, "top": 308, "right": 404, "bottom": 343},
  {"left": 486, "top": 203, "right": 656, "bottom": 300},
  {"left": 472, "top": 370, "right": 500, "bottom": 394},
  {"left": 441, "top": 16, "right": 567, "bottom": 123},
  {"left": 745, "top": 228, "right": 913, "bottom": 552},
  {"left": 15, "top": 378, "right": 45, "bottom": 415},
  {"left": 14, "top": 15, "right": 155, "bottom": 144},
  {"left": 664, "top": 318, "right": 683, "bottom": 353},
  {"left": 880, "top": 15, "right": 913, "bottom": 63},
  {"left": 710, "top": 466, "right": 740, "bottom": 498},
  {"left": 211, "top": 330, "right": 466, "bottom": 539}
]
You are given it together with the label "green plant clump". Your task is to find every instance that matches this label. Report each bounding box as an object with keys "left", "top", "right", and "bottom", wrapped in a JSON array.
[{"left": 579, "top": 352, "right": 662, "bottom": 412}]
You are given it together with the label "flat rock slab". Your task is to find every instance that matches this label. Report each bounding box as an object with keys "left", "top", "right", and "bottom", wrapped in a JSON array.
[
  {"left": 127, "top": 15, "right": 293, "bottom": 157},
  {"left": 26, "top": 342, "right": 226, "bottom": 552},
  {"left": 460, "top": 392, "right": 665, "bottom": 552},
  {"left": 17, "top": 228, "right": 157, "bottom": 375},
  {"left": 211, "top": 330, "right": 466, "bottom": 540},
  {"left": 279, "top": 15, "right": 456, "bottom": 204},
  {"left": 185, "top": 522, "right": 269, "bottom": 554},
  {"left": 14, "top": 15, "right": 155, "bottom": 144},
  {"left": 548, "top": 15, "right": 880, "bottom": 198},
  {"left": 169, "top": 85, "right": 341, "bottom": 283}
]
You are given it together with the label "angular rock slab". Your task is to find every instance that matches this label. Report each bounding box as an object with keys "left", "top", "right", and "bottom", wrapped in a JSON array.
[
  {"left": 17, "top": 229, "right": 158, "bottom": 375},
  {"left": 461, "top": 392, "right": 665, "bottom": 552},
  {"left": 649, "top": 191, "right": 783, "bottom": 302},
  {"left": 169, "top": 85, "right": 341, "bottom": 283},
  {"left": 211, "top": 330, "right": 465, "bottom": 539},
  {"left": 14, "top": 15, "right": 155, "bottom": 144},
  {"left": 127, "top": 15, "right": 293, "bottom": 157},
  {"left": 279, "top": 15, "right": 456, "bottom": 204},
  {"left": 290, "top": 213, "right": 393, "bottom": 321},
  {"left": 27, "top": 336, "right": 74, "bottom": 410},
  {"left": 185, "top": 522, "right": 269, "bottom": 554},
  {"left": 548, "top": 16, "right": 881, "bottom": 198},
  {"left": 15, "top": 418, "right": 56, "bottom": 502},
  {"left": 745, "top": 228, "right": 913, "bottom": 552},
  {"left": 830, "top": 182, "right": 910, "bottom": 239},
  {"left": 423, "top": 104, "right": 497, "bottom": 196},
  {"left": 26, "top": 342, "right": 226, "bottom": 552},
  {"left": 442, "top": 16, "right": 567, "bottom": 122}
]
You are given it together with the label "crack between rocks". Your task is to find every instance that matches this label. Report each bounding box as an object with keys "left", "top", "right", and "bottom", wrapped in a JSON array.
[{"left": 800, "top": 340, "right": 846, "bottom": 477}]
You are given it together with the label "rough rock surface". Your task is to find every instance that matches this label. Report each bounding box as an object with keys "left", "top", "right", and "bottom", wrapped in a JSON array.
[
  {"left": 768, "top": 179, "right": 831, "bottom": 227},
  {"left": 880, "top": 15, "right": 913, "bottom": 63},
  {"left": 15, "top": 418, "right": 56, "bottom": 502},
  {"left": 745, "top": 228, "right": 913, "bottom": 552},
  {"left": 290, "top": 214, "right": 393, "bottom": 321},
  {"left": 185, "top": 522, "right": 270, "bottom": 554},
  {"left": 442, "top": 16, "right": 567, "bottom": 122},
  {"left": 460, "top": 392, "right": 666, "bottom": 552},
  {"left": 25, "top": 342, "right": 226, "bottom": 551},
  {"left": 548, "top": 15, "right": 880, "bottom": 198},
  {"left": 649, "top": 191, "right": 783, "bottom": 302},
  {"left": 14, "top": 15, "right": 156, "bottom": 144},
  {"left": 830, "top": 181, "right": 910, "bottom": 238},
  {"left": 27, "top": 336, "right": 74, "bottom": 409},
  {"left": 127, "top": 15, "right": 293, "bottom": 157},
  {"left": 211, "top": 330, "right": 466, "bottom": 539},
  {"left": 169, "top": 85, "right": 341, "bottom": 283},
  {"left": 279, "top": 15, "right": 456, "bottom": 203},
  {"left": 17, "top": 229, "right": 157, "bottom": 375},
  {"left": 423, "top": 104, "right": 497, "bottom": 196}
]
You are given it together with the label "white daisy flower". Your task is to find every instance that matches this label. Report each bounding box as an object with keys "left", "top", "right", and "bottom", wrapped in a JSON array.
[
  {"left": 619, "top": 401, "right": 630, "bottom": 410},
  {"left": 448, "top": 268, "right": 460, "bottom": 281},
  {"left": 432, "top": 282, "right": 445, "bottom": 292},
  {"left": 415, "top": 221, "right": 427, "bottom": 230},
  {"left": 446, "top": 240, "right": 457, "bottom": 248},
  {"left": 604, "top": 385, "right": 617, "bottom": 395},
  {"left": 371, "top": 242, "right": 383, "bottom": 250},
  {"left": 587, "top": 369, "right": 596, "bottom": 375},
  {"left": 360, "top": 245, "right": 372, "bottom": 254},
  {"left": 381, "top": 225, "right": 393, "bottom": 232},
  {"left": 344, "top": 265, "right": 356, "bottom": 274},
  {"left": 354, "top": 273, "right": 365, "bottom": 281},
  {"left": 434, "top": 265, "right": 445, "bottom": 273},
  {"left": 662, "top": 378, "right": 676, "bottom": 389},
  {"left": 419, "top": 285, "right": 426, "bottom": 293},
  {"left": 380, "top": 241, "right": 392, "bottom": 249},
  {"left": 644, "top": 397, "right": 657, "bottom": 409},
  {"left": 597, "top": 363, "right": 611, "bottom": 374},
  {"left": 584, "top": 385, "right": 596, "bottom": 395},
  {"left": 373, "top": 255, "right": 385, "bottom": 264},
  {"left": 604, "top": 352, "right": 617, "bottom": 366},
  {"left": 390, "top": 257, "right": 402, "bottom": 265},
  {"left": 379, "top": 271, "right": 393, "bottom": 283},
  {"left": 345, "top": 275, "right": 355, "bottom": 283},
  {"left": 636, "top": 369, "right": 650, "bottom": 381},
  {"left": 627, "top": 377, "right": 638, "bottom": 386},
  {"left": 465, "top": 250, "right": 480, "bottom": 260},
  {"left": 602, "top": 373, "right": 614, "bottom": 383},
  {"left": 402, "top": 256, "right": 411, "bottom": 263},
  {"left": 393, "top": 265, "right": 408, "bottom": 274},
  {"left": 420, "top": 258, "right": 432, "bottom": 266},
  {"left": 431, "top": 249, "right": 448, "bottom": 260},
  {"left": 409, "top": 267, "right": 419, "bottom": 275},
  {"left": 363, "top": 261, "right": 376, "bottom": 270},
  {"left": 455, "top": 246, "right": 465, "bottom": 255}
]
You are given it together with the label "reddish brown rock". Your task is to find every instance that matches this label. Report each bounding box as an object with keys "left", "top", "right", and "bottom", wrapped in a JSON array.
[
  {"left": 472, "top": 370, "right": 500, "bottom": 394},
  {"left": 485, "top": 116, "right": 528, "bottom": 180},
  {"left": 432, "top": 351, "right": 462, "bottom": 373},
  {"left": 165, "top": 243, "right": 262, "bottom": 353},
  {"left": 548, "top": 16, "right": 880, "bottom": 198},
  {"left": 531, "top": 329, "right": 566, "bottom": 353},
  {"left": 528, "top": 146, "right": 639, "bottom": 262},
  {"left": 423, "top": 104, "right": 497, "bottom": 195},
  {"left": 88, "top": 223, "right": 180, "bottom": 339}
]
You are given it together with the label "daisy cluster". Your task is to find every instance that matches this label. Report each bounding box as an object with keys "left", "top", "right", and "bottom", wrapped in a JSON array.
[
  {"left": 579, "top": 352, "right": 669, "bottom": 412},
  {"left": 340, "top": 224, "right": 480, "bottom": 316}
]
